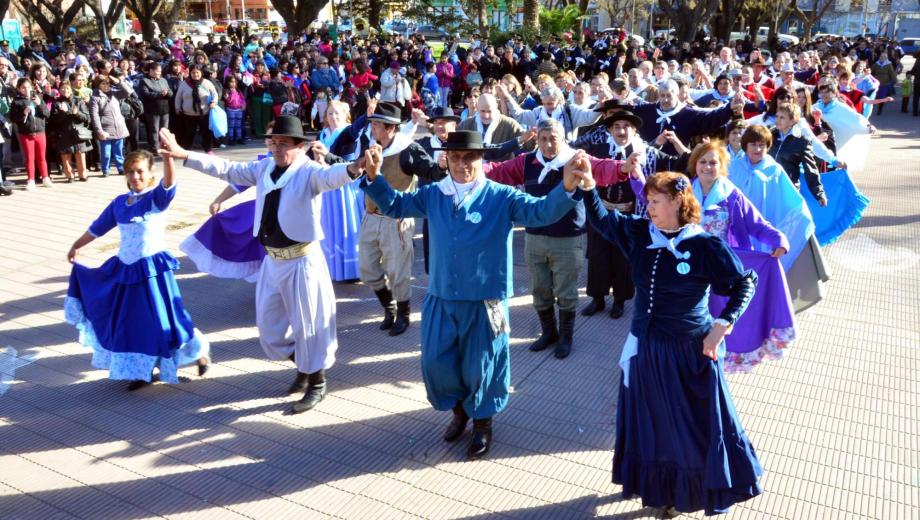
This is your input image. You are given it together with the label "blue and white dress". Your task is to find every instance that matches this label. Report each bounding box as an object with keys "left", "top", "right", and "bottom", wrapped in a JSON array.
[
  {"left": 65, "top": 181, "right": 209, "bottom": 383},
  {"left": 320, "top": 125, "right": 365, "bottom": 281}
]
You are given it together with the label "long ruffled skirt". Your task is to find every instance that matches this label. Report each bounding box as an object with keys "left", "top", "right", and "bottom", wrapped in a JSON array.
[
  {"left": 180, "top": 199, "right": 264, "bottom": 282},
  {"left": 65, "top": 251, "right": 209, "bottom": 384},
  {"left": 613, "top": 332, "right": 763, "bottom": 515},
  {"left": 319, "top": 181, "right": 364, "bottom": 281}
]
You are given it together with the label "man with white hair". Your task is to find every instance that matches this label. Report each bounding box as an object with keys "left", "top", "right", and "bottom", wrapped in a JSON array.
[
  {"left": 497, "top": 84, "right": 600, "bottom": 141},
  {"left": 483, "top": 119, "right": 623, "bottom": 359},
  {"left": 457, "top": 93, "right": 526, "bottom": 161},
  {"left": 631, "top": 79, "right": 747, "bottom": 156}
]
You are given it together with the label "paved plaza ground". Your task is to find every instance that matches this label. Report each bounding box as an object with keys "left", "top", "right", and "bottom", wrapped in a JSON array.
[{"left": 0, "top": 101, "right": 917, "bottom": 519}]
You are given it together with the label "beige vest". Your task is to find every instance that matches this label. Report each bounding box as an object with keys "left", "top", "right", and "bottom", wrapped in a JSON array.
[{"left": 366, "top": 153, "right": 416, "bottom": 214}]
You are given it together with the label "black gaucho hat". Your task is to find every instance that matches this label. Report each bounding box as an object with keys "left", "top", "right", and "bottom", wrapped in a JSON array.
[
  {"left": 601, "top": 110, "right": 643, "bottom": 130},
  {"left": 427, "top": 106, "right": 460, "bottom": 123},
  {"left": 367, "top": 102, "right": 404, "bottom": 125},
  {"left": 592, "top": 98, "right": 629, "bottom": 113},
  {"left": 432, "top": 130, "right": 497, "bottom": 152},
  {"left": 267, "top": 115, "right": 307, "bottom": 141}
]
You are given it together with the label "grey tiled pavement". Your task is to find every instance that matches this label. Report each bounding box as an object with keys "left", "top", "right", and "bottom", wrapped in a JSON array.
[{"left": 1, "top": 105, "right": 918, "bottom": 519}]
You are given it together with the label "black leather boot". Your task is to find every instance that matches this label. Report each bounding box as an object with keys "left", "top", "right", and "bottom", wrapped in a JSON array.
[
  {"left": 529, "top": 308, "right": 558, "bottom": 352},
  {"left": 580, "top": 297, "right": 605, "bottom": 316},
  {"left": 467, "top": 418, "right": 492, "bottom": 459},
  {"left": 292, "top": 370, "right": 327, "bottom": 413},
  {"left": 443, "top": 403, "right": 469, "bottom": 442},
  {"left": 375, "top": 288, "right": 396, "bottom": 330},
  {"left": 288, "top": 371, "right": 309, "bottom": 394},
  {"left": 554, "top": 310, "right": 575, "bottom": 359},
  {"left": 389, "top": 301, "right": 411, "bottom": 336},
  {"left": 609, "top": 299, "right": 625, "bottom": 319}
]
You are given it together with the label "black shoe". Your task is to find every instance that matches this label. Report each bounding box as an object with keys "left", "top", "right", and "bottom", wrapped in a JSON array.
[
  {"left": 375, "top": 288, "right": 396, "bottom": 330},
  {"left": 609, "top": 301, "right": 625, "bottom": 319},
  {"left": 443, "top": 404, "right": 469, "bottom": 442},
  {"left": 661, "top": 505, "right": 682, "bottom": 518},
  {"left": 466, "top": 418, "right": 492, "bottom": 459},
  {"left": 0, "top": 185, "right": 12, "bottom": 196},
  {"left": 287, "top": 371, "right": 309, "bottom": 394},
  {"left": 554, "top": 309, "right": 575, "bottom": 359},
  {"left": 580, "top": 298, "right": 605, "bottom": 316},
  {"left": 389, "top": 301, "right": 410, "bottom": 336},
  {"left": 529, "top": 308, "right": 559, "bottom": 352},
  {"left": 126, "top": 379, "right": 149, "bottom": 391},
  {"left": 291, "top": 383, "right": 327, "bottom": 414}
]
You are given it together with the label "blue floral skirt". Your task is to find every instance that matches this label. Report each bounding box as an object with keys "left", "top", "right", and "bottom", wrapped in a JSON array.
[
  {"left": 613, "top": 332, "right": 762, "bottom": 515},
  {"left": 65, "top": 251, "right": 208, "bottom": 383}
]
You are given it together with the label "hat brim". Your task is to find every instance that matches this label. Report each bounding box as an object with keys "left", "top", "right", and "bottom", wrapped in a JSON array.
[
  {"left": 266, "top": 131, "right": 308, "bottom": 142},
  {"left": 603, "top": 114, "right": 643, "bottom": 130},
  {"left": 429, "top": 115, "right": 461, "bottom": 123},
  {"left": 367, "top": 114, "right": 404, "bottom": 125},
  {"left": 431, "top": 144, "right": 498, "bottom": 152}
]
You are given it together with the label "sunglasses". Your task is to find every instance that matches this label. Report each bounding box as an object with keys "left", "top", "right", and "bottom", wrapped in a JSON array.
[{"left": 818, "top": 85, "right": 832, "bottom": 92}]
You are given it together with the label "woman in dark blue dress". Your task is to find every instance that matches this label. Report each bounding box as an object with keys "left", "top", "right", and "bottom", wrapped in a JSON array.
[{"left": 570, "top": 154, "right": 763, "bottom": 516}]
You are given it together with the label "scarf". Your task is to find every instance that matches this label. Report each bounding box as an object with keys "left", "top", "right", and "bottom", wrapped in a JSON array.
[
  {"left": 362, "top": 128, "right": 414, "bottom": 158},
  {"left": 319, "top": 126, "right": 345, "bottom": 148},
  {"left": 538, "top": 105, "right": 564, "bottom": 123},
  {"left": 260, "top": 152, "right": 309, "bottom": 193},
  {"left": 474, "top": 113, "right": 497, "bottom": 144},
  {"left": 606, "top": 135, "right": 647, "bottom": 161},
  {"left": 692, "top": 176, "right": 733, "bottom": 211},
  {"left": 646, "top": 223, "right": 704, "bottom": 260},
  {"left": 711, "top": 89, "right": 735, "bottom": 102},
  {"left": 437, "top": 173, "right": 486, "bottom": 209},
  {"left": 186, "top": 77, "right": 203, "bottom": 113},
  {"left": 533, "top": 145, "right": 576, "bottom": 183},
  {"left": 655, "top": 102, "right": 686, "bottom": 127}
]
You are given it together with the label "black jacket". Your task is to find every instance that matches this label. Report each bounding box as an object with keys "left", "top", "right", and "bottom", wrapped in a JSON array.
[
  {"left": 138, "top": 75, "right": 172, "bottom": 115},
  {"left": 769, "top": 129, "right": 824, "bottom": 200},
  {"left": 10, "top": 93, "right": 49, "bottom": 134}
]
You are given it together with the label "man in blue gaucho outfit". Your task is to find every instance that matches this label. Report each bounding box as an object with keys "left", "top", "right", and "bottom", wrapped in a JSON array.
[{"left": 360, "top": 130, "right": 584, "bottom": 459}]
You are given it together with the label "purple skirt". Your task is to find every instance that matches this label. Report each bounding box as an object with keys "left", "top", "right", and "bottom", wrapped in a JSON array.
[
  {"left": 180, "top": 200, "right": 264, "bottom": 282},
  {"left": 710, "top": 249, "right": 797, "bottom": 373}
]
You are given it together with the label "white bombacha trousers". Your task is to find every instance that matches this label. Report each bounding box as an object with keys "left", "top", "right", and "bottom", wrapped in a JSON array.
[{"left": 255, "top": 246, "right": 338, "bottom": 374}]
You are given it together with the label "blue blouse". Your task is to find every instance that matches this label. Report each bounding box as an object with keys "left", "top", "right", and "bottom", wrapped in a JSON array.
[
  {"left": 89, "top": 181, "right": 177, "bottom": 266},
  {"left": 583, "top": 188, "right": 756, "bottom": 340}
]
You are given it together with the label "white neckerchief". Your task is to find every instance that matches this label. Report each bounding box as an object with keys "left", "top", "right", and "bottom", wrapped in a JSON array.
[
  {"left": 534, "top": 145, "right": 575, "bottom": 183},
  {"left": 693, "top": 176, "right": 733, "bottom": 210},
  {"left": 606, "top": 134, "right": 646, "bottom": 160},
  {"left": 437, "top": 173, "right": 486, "bottom": 208},
  {"left": 538, "top": 105, "right": 564, "bottom": 123},
  {"left": 366, "top": 129, "right": 414, "bottom": 158},
  {"left": 646, "top": 223, "right": 704, "bottom": 260},
  {"left": 475, "top": 113, "right": 497, "bottom": 144},
  {"left": 655, "top": 102, "right": 686, "bottom": 126},
  {"left": 428, "top": 135, "right": 444, "bottom": 161},
  {"left": 260, "top": 153, "right": 309, "bottom": 193}
]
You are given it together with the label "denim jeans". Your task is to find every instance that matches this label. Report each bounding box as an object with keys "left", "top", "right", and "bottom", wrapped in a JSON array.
[{"left": 99, "top": 138, "right": 125, "bottom": 175}]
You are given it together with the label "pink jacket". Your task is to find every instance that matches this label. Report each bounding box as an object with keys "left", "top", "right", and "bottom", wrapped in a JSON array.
[{"left": 436, "top": 62, "right": 455, "bottom": 88}]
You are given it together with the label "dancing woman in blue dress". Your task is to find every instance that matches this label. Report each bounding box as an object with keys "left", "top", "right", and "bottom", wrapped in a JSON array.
[
  {"left": 65, "top": 149, "right": 209, "bottom": 390},
  {"left": 569, "top": 154, "right": 763, "bottom": 516}
]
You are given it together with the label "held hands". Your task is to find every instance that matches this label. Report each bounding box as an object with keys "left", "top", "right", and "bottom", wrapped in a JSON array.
[
  {"left": 563, "top": 152, "right": 595, "bottom": 191},
  {"left": 366, "top": 97, "right": 378, "bottom": 117},
  {"left": 363, "top": 144, "right": 383, "bottom": 181},
  {"left": 520, "top": 127, "right": 537, "bottom": 145},
  {"left": 622, "top": 152, "right": 644, "bottom": 180},
  {"left": 410, "top": 108, "right": 427, "bottom": 124},
  {"left": 158, "top": 128, "right": 189, "bottom": 160},
  {"left": 310, "top": 140, "right": 329, "bottom": 158},
  {"left": 437, "top": 153, "right": 448, "bottom": 170},
  {"left": 730, "top": 92, "right": 746, "bottom": 112}
]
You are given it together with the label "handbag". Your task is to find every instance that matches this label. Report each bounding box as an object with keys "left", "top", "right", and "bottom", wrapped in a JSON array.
[
  {"left": 209, "top": 104, "right": 228, "bottom": 138},
  {"left": 72, "top": 124, "right": 93, "bottom": 142}
]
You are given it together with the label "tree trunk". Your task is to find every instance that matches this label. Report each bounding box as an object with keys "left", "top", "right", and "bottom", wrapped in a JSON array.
[
  {"left": 0, "top": 0, "right": 10, "bottom": 24},
  {"left": 367, "top": 0, "right": 381, "bottom": 30},
  {"left": 524, "top": 0, "right": 540, "bottom": 31},
  {"left": 87, "top": 0, "right": 127, "bottom": 39},
  {"left": 154, "top": 0, "right": 186, "bottom": 38},
  {"left": 271, "top": 0, "right": 327, "bottom": 39},
  {"left": 125, "top": 0, "right": 166, "bottom": 42},
  {"left": 29, "top": 0, "right": 85, "bottom": 43}
]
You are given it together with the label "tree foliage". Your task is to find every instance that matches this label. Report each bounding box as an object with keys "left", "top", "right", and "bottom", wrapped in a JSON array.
[
  {"left": 86, "top": 0, "right": 127, "bottom": 39},
  {"left": 270, "top": 0, "right": 326, "bottom": 37},
  {"left": 538, "top": 4, "right": 587, "bottom": 36},
  {"left": 656, "top": 0, "right": 721, "bottom": 43},
  {"left": 791, "top": 0, "right": 836, "bottom": 41},
  {"left": 17, "top": 0, "right": 84, "bottom": 42}
]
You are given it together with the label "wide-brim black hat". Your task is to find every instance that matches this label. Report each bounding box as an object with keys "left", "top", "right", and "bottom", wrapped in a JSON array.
[
  {"left": 267, "top": 115, "right": 307, "bottom": 141},
  {"left": 593, "top": 98, "right": 629, "bottom": 113},
  {"left": 367, "top": 102, "right": 404, "bottom": 125},
  {"left": 427, "top": 106, "right": 460, "bottom": 123},
  {"left": 432, "top": 130, "right": 497, "bottom": 151},
  {"left": 601, "top": 110, "right": 643, "bottom": 130}
]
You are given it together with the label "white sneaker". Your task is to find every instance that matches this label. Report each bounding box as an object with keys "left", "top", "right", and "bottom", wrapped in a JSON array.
[
  {"left": 42, "top": 177, "right": 54, "bottom": 188},
  {"left": 25, "top": 180, "right": 36, "bottom": 191},
  {"left": 219, "top": 143, "right": 227, "bottom": 148}
]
